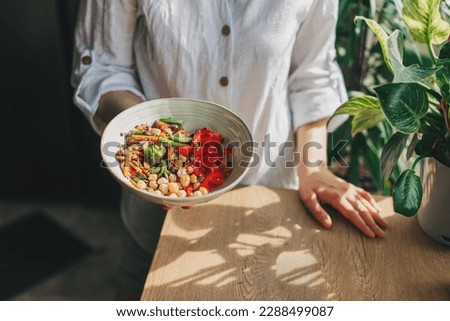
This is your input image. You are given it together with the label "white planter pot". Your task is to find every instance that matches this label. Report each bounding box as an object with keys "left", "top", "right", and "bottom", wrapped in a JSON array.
[{"left": 418, "top": 158, "right": 450, "bottom": 246}]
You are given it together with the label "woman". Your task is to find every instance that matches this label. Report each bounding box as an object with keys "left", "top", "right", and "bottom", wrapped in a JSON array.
[{"left": 72, "top": 0, "right": 387, "bottom": 299}]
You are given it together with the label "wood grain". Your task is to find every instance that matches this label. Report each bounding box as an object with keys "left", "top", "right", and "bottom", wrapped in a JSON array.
[{"left": 141, "top": 186, "right": 450, "bottom": 300}]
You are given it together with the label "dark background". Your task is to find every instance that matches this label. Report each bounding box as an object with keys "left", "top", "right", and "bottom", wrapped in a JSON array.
[{"left": 0, "top": 0, "right": 120, "bottom": 206}]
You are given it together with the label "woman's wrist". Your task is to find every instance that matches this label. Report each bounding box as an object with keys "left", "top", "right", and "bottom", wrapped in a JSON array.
[{"left": 96, "top": 91, "right": 143, "bottom": 124}]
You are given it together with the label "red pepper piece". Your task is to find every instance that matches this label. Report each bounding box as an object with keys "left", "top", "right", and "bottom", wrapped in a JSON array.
[
  {"left": 200, "top": 171, "right": 225, "bottom": 191},
  {"left": 178, "top": 146, "right": 192, "bottom": 157},
  {"left": 193, "top": 128, "right": 223, "bottom": 145},
  {"left": 129, "top": 166, "right": 136, "bottom": 178},
  {"left": 185, "top": 186, "right": 193, "bottom": 197}
]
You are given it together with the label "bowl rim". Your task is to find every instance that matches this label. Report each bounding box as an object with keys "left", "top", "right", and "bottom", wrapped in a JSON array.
[{"left": 100, "top": 97, "right": 254, "bottom": 205}]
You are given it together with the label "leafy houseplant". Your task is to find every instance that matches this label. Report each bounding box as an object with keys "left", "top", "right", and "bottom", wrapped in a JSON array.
[{"left": 330, "top": 0, "right": 450, "bottom": 217}]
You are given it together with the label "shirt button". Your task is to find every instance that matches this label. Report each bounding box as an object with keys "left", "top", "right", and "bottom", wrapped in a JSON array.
[
  {"left": 221, "top": 25, "right": 230, "bottom": 36},
  {"left": 219, "top": 76, "right": 229, "bottom": 87},
  {"left": 81, "top": 56, "right": 92, "bottom": 65}
]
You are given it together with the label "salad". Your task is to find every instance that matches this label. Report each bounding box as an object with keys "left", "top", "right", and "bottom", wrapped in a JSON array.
[{"left": 115, "top": 118, "right": 233, "bottom": 198}]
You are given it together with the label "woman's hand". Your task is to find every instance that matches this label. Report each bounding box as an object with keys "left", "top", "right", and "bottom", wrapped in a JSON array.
[
  {"left": 298, "top": 167, "right": 388, "bottom": 238},
  {"left": 95, "top": 91, "right": 144, "bottom": 133},
  {"left": 296, "top": 118, "right": 387, "bottom": 238}
]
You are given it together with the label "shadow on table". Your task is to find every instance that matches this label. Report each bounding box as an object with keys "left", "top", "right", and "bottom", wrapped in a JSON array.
[{"left": 143, "top": 186, "right": 450, "bottom": 300}]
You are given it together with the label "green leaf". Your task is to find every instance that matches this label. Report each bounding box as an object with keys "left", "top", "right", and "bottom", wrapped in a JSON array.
[
  {"left": 393, "top": 169, "right": 423, "bottom": 217},
  {"left": 387, "top": 30, "right": 438, "bottom": 82},
  {"left": 415, "top": 135, "right": 436, "bottom": 156},
  {"left": 331, "top": 96, "right": 385, "bottom": 134},
  {"left": 437, "top": 43, "right": 450, "bottom": 104},
  {"left": 440, "top": 42, "right": 450, "bottom": 59},
  {"left": 402, "top": 0, "right": 450, "bottom": 45},
  {"left": 374, "top": 83, "right": 429, "bottom": 133},
  {"left": 351, "top": 110, "right": 386, "bottom": 135},
  {"left": 381, "top": 132, "right": 408, "bottom": 183},
  {"left": 434, "top": 139, "right": 450, "bottom": 167},
  {"left": 355, "top": 16, "right": 392, "bottom": 71},
  {"left": 407, "top": 134, "right": 420, "bottom": 160}
]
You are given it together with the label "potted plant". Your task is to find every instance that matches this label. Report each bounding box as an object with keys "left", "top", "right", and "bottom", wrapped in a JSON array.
[{"left": 330, "top": 0, "right": 450, "bottom": 245}]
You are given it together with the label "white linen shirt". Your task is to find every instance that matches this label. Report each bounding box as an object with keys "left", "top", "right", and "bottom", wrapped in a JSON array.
[{"left": 72, "top": 0, "right": 347, "bottom": 190}]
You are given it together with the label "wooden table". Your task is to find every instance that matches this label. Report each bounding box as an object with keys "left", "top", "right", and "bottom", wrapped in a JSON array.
[{"left": 141, "top": 185, "right": 450, "bottom": 300}]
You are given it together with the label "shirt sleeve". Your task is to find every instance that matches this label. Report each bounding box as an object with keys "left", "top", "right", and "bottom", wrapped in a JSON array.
[
  {"left": 71, "top": 0, "right": 146, "bottom": 134},
  {"left": 288, "top": 0, "right": 348, "bottom": 132}
]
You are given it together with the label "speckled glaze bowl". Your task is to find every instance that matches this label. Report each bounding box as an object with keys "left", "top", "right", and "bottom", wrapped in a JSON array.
[{"left": 100, "top": 98, "right": 253, "bottom": 206}]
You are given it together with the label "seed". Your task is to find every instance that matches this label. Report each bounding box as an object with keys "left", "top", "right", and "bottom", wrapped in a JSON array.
[
  {"left": 159, "top": 183, "right": 169, "bottom": 195},
  {"left": 177, "top": 168, "right": 187, "bottom": 177},
  {"left": 149, "top": 180, "right": 158, "bottom": 190},
  {"left": 180, "top": 174, "right": 190, "bottom": 188},
  {"left": 157, "top": 177, "right": 169, "bottom": 185},
  {"left": 168, "top": 173, "right": 177, "bottom": 182},
  {"left": 136, "top": 180, "right": 147, "bottom": 189},
  {"left": 168, "top": 182, "right": 179, "bottom": 194}
]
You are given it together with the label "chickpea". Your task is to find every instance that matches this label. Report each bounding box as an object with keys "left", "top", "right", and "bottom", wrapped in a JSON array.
[
  {"left": 180, "top": 174, "right": 190, "bottom": 188},
  {"left": 157, "top": 177, "right": 169, "bottom": 185},
  {"left": 177, "top": 168, "right": 187, "bottom": 178},
  {"left": 199, "top": 187, "right": 208, "bottom": 195},
  {"left": 189, "top": 174, "right": 198, "bottom": 184},
  {"left": 193, "top": 191, "right": 203, "bottom": 197},
  {"left": 168, "top": 173, "right": 177, "bottom": 182},
  {"left": 186, "top": 166, "right": 194, "bottom": 174},
  {"left": 179, "top": 155, "right": 187, "bottom": 163},
  {"left": 136, "top": 180, "right": 147, "bottom": 190},
  {"left": 154, "top": 190, "right": 163, "bottom": 196},
  {"left": 159, "top": 183, "right": 169, "bottom": 195},
  {"left": 178, "top": 190, "right": 187, "bottom": 198},
  {"left": 168, "top": 182, "right": 180, "bottom": 194},
  {"left": 148, "top": 173, "right": 158, "bottom": 181},
  {"left": 169, "top": 193, "right": 178, "bottom": 198},
  {"left": 193, "top": 182, "right": 200, "bottom": 190},
  {"left": 149, "top": 180, "right": 158, "bottom": 190}
]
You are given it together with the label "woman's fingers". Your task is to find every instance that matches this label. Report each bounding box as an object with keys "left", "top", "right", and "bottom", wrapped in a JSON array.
[
  {"left": 300, "top": 189, "right": 332, "bottom": 229},
  {"left": 356, "top": 194, "right": 388, "bottom": 228},
  {"left": 336, "top": 199, "right": 376, "bottom": 238},
  {"left": 347, "top": 197, "right": 385, "bottom": 238},
  {"left": 356, "top": 187, "right": 382, "bottom": 212}
]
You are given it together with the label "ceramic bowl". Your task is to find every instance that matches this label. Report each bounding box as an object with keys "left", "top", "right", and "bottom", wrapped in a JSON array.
[{"left": 100, "top": 98, "right": 253, "bottom": 206}]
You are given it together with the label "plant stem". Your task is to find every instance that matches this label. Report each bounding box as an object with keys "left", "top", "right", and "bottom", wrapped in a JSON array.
[
  {"left": 427, "top": 41, "right": 437, "bottom": 65},
  {"left": 412, "top": 154, "right": 430, "bottom": 170}
]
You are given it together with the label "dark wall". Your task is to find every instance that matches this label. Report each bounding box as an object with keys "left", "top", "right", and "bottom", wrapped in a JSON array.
[{"left": 0, "top": 0, "right": 120, "bottom": 206}]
